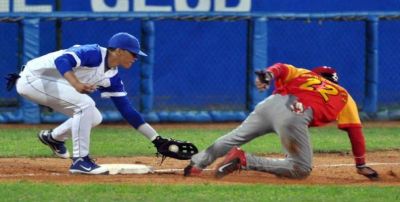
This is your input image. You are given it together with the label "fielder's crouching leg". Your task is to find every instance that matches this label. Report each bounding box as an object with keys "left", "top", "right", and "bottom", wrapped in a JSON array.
[{"left": 91, "top": 108, "right": 103, "bottom": 127}]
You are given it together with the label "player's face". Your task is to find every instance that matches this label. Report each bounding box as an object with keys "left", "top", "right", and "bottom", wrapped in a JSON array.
[{"left": 119, "top": 50, "right": 138, "bottom": 68}]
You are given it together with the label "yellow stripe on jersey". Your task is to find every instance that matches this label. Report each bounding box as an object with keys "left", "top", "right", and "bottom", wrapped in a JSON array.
[
  {"left": 284, "top": 65, "right": 312, "bottom": 83},
  {"left": 337, "top": 94, "right": 361, "bottom": 127}
]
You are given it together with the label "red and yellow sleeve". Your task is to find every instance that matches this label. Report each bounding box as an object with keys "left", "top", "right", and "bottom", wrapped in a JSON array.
[
  {"left": 337, "top": 94, "right": 361, "bottom": 129},
  {"left": 343, "top": 127, "right": 366, "bottom": 165},
  {"left": 338, "top": 94, "right": 365, "bottom": 165},
  {"left": 266, "top": 63, "right": 310, "bottom": 85}
]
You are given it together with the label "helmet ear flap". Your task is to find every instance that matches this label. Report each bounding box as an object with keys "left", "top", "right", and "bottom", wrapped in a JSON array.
[
  {"left": 331, "top": 72, "right": 339, "bottom": 83},
  {"left": 320, "top": 72, "right": 339, "bottom": 84},
  {"left": 312, "top": 66, "right": 338, "bottom": 84}
]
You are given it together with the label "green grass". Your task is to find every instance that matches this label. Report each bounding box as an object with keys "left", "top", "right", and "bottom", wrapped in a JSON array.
[
  {"left": 0, "top": 124, "right": 399, "bottom": 202},
  {"left": 0, "top": 182, "right": 399, "bottom": 202},
  {"left": 0, "top": 125, "right": 399, "bottom": 157}
]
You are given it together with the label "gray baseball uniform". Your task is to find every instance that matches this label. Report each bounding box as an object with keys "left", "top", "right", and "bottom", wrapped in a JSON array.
[
  {"left": 191, "top": 94, "right": 313, "bottom": 178},
  {"left": 187, "top": 63, "right": 378, "bottom": 180}
]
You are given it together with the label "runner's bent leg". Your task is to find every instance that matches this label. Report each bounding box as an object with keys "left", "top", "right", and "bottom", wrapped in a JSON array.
[
  {"left": 245, "top": 96, "right": 314, "bottom": 179},
  {"left": 191, "top": 95, "right": 278, "bottom": 169}
]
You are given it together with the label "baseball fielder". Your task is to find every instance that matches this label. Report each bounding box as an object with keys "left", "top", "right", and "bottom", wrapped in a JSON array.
[
  {"left": 6, "top": 32, "right": 197, "bottom": 175},
  {"left": 184, "top": 63, "right": 378, "bottom": 180}
]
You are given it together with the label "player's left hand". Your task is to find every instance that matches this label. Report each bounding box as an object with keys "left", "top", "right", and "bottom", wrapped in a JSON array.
[
  {"left": 73, "top": 83, "right": 97, "bottom": 94},
  {"left": 255, "top": 70, "right": 273, "bottom": 91},
  {"left": 152, "top": 136, "right": 198, "bottom": 163},
  {"left": 356, "top": 164, "right": 379, "bottom": 181}
]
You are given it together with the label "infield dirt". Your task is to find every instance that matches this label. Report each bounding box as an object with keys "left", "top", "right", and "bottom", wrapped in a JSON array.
[
  {"left": 0, "top": 151, "right": 399, "bottom": 185},
  {"left": 1, "top": 122, "right": 399, "bottom": 185}
]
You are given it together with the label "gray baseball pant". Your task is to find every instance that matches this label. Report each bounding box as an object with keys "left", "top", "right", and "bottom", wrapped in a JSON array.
[{"left": 191, "top": 94, "right": 314, "bottom": 179}]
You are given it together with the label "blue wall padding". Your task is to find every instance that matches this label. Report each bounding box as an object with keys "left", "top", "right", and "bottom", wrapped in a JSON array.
[
  {"left": 378, "top": 20, "right": 400, "bottom": 106},
  {"left": 158, "top": 111, "right": 212, "bottom": 122},
  {"left": 39, "top": 110, "right": 246, "bottom": 123},
  {"left": 0, "top": 23, "right": 19, "bottom": 98},
  {"left": 2, "top": 7, "right": 400, "bottom": 122},
  {"left": 364, "top": 108, "right": 400, "bottom": 121},
  {"left": 142, "top": 112, "right": 160, "bottom": 122},
  {"left": 363, "top": 17, "right": 379, "bottom": 113},
  {"left": 156, "top": 111, "right": 247, "bottom": 122},
  {"left": 21, "top": 18, "right": 40, "bottom": 124},
  {"left": 267, "top": 20, "right": 366, "bottom": 104},
  {"left": 152, "top": 20, "right": 248, "bottom": 112},
  {"left": 210, "top": 111, "right": 248, "bottom": 122},
  {"left": 41, "top": 113, "right": 69, "bottom": 123},
  {"left": 102, "top": 111, "right": 123, "bottom": 122},
  {"left": 248, "top": 17, "right": 268, "bottom": 111},
  {"left": 0, "top": 110, "right": 23, "bottom": 122},
  {"left": 140, "top": 20, "right": 155, "bottom": 113}
]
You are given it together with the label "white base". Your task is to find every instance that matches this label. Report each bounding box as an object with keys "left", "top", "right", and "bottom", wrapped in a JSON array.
[{"left": 101, "top": 164, "right": 154, "bottom": 175}]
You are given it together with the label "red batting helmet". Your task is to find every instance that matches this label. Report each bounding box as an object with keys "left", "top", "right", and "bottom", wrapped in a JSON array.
[{"left": 312, "top": 66, "right": 339, "bottom": 84}]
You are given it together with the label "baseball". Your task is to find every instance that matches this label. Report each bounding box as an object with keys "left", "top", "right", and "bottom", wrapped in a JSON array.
[{"left": 168, "top": 144, "right": 179, "bottom": 153}]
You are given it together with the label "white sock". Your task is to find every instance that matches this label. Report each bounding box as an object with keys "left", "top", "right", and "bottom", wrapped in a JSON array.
[
  {"left": 137, "top": 123, "right": 159, "bottom": 141},
  {"left": 52, "top": 118, "right": 73, "bottom": 141}
]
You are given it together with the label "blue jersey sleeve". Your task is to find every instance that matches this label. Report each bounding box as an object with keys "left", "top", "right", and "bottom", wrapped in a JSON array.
[
  {"left": 54, "top": 44, "right": 103, "bottom": 75},
  {"left": 98, "top": 73, "right": 128, "bottom": 98},
  {"left": 110, "top": 96, "right": 145, "bottom": 129},
  {"left": 64, "top": 44, "right": 103, "bottom": 67},
  {"left": 54, "top": 54, "right": 77, "bottom": 75}
]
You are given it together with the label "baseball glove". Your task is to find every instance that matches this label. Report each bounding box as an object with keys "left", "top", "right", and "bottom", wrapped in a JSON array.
[
  {"left": 152, "top": 136, "right": 198, "bottom": 164},
  {"left": 356, "top": 164, "right": 379, "bottom": 181}
]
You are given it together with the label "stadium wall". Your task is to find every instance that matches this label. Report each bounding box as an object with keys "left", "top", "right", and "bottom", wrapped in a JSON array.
[{"left": 1, "top": 0, "right": 400, "bottom": 123}]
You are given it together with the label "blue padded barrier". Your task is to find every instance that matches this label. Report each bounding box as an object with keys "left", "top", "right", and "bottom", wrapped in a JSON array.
[
  {"left": 247, "top": 17, "right": 268, "bottom": 111},
  {"left": 1, "top": 12, "right": 400, "bottom": 123},
  {"left": 21, "top": 18, "right": 40, "bottom": 124},
  {"left": 363, "top": 17, "right": 379, "bottom": 113},
  {"left": 140, "top": 20, "right": 155, "bottom": 113},
  {"left": 0, "top": 110, "right": 23, "bottom": 123}
]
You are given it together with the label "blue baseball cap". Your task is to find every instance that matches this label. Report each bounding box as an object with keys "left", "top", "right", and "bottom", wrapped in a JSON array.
[{"left": 108, "top": 32, "right": 147, "bottom": 56}]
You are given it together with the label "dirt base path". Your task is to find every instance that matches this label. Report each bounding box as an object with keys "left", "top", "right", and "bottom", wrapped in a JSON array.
[{"left": 0, "top": 151, "right": 399, "bottom": 185}]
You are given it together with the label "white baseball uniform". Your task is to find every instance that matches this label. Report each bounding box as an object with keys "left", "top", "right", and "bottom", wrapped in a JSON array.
[{"left": 16, "top": 44, "right": 157, "bottom": 157}]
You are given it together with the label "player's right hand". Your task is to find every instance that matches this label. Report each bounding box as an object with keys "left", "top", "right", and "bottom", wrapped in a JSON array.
[{"left": 73, "top": 83, "right": 96, "bottom": 94}]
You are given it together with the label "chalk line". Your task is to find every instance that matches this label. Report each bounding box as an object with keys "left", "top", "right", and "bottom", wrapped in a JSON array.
[
  {"left": 315, "top": 162, "right": 400, "bottom": 168},
  {"left": 0, "top": 162, "right": 398, "bottom": 177}
]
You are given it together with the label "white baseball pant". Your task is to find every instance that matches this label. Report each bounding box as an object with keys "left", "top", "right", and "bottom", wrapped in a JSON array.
[{"left": 16, "top": 72, "right": 102, "bottom": 157}]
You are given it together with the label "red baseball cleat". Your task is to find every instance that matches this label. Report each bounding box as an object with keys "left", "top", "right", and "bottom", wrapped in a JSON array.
[
  {"left": 215, "top": 146, "right": 246, "bottom": 179},
  {"left": 183, "top": 164, "right": 203, "bottom": 176}
]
